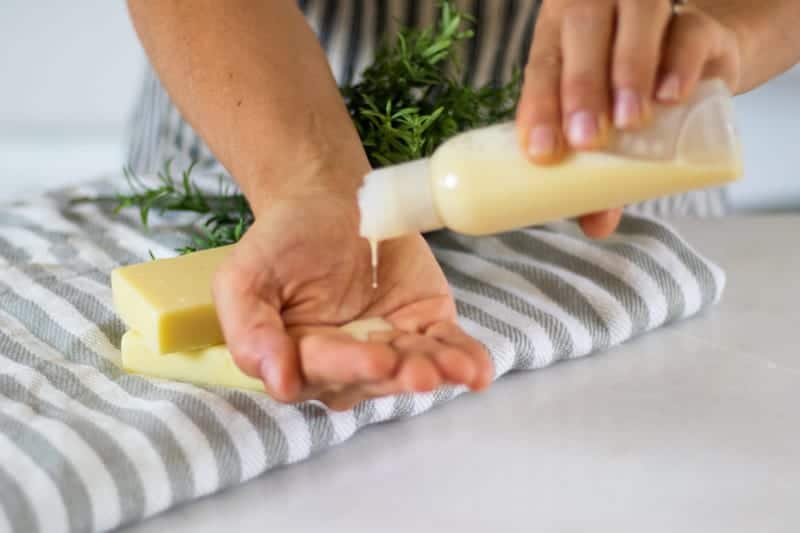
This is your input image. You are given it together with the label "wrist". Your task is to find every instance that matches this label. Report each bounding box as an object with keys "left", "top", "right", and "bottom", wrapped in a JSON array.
[
  {"left": 232, "top": 111, "right": 370, "bottom": 217},
  {"left": 237, "top": 148, "right": 370, "bottom": 218},
  {"left": 245, "top": 157, "right": 369, "bottom": 220}
]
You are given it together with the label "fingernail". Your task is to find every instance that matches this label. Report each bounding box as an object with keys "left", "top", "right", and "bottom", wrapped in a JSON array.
[
  {"left": 260, "top": 357, "right": 279, "bottom": 390},
  {"left": 614, "top": 88, "right": 641, "bottom": 129},
  {"left": 567, "top": 111, "right": 598, "bottom": 147},
  {"left": 657, "top": 74, "right": 681, "bottom": 102},
  {"left": 527, "top": 125, "right": 556, "bottom": 159}
]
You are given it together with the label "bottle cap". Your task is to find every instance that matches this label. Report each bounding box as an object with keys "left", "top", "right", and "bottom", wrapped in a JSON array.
[{"left": 357, "top": 158, "right": 444, "bottom": 241}]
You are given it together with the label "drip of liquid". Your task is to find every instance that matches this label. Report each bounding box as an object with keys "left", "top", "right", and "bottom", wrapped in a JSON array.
[{"left": 369, "top": 238, "right": 379, "bottom": 289}]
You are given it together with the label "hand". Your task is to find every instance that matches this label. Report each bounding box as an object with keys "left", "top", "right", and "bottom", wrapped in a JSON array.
[
  {"left": 517, "top": 0, "right": 742, "bottom": 238},
  {"left": 211, "top": 191, "right": 493, "bottom": 411}
]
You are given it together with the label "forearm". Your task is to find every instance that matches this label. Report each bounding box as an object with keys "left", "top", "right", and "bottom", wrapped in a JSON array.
[
  {"left": 127, "top": 0, "right": 368, "bottom": 215},
  {"left": 696, "top": 0, "right": 800, "bottom": 93}
]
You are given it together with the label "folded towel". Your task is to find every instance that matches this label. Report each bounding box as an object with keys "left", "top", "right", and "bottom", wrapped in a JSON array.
[{"left": 0, "top": 175, "right": 724, "bottom": 533}]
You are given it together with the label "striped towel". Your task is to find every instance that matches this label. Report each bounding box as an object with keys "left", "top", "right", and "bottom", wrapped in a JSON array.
[{"left": 0, "top": 174, "right": 724, "bottom": 533}]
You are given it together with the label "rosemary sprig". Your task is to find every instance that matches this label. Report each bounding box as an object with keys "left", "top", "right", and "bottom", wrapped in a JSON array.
[
  {"left": 72, "top": 161, "right": 253, "bottom": 254},
  {"left": 342, "top": 0, "right": 521, "bottom": 166},
  {"left": 80, "top": 1, "right": 521, "bottom": 254}
]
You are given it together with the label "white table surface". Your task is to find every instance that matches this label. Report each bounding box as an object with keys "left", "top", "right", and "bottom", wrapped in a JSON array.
[{"left": 117, "top": 215, "right": 800, "bottom": 533}]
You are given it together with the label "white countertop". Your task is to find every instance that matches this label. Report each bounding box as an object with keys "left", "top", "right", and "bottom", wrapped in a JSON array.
[{"left": 120, "top": 215, "right": 800, "bottom": 533}]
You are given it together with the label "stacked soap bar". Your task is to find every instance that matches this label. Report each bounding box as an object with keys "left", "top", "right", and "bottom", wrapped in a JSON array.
[
  {"left": 120, "top": 330, "right": 265, "bottom": 391},
  {"left": 112, "top": 246, "right": 393, "bottom": 392},
  {"left": 112, "top": 246, "right": 233, "bottom": 355},
  {"left": 111, "top": 245, "right": 267, "bottom": 391}
]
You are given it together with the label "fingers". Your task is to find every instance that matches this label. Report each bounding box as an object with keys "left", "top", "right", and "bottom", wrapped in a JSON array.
[
  {"left": 396, "top": 353, "right": 442, "bottom": 393},
  {"left": 430, "top": 348, "right": 477, "bottom": 386},
  {"left": 578, "top": 208, "right": 625, "bottom": 239},
  {"left": 612, "top": 0, "right": 672, "bottom": 128},
  {"left": 424, "top": 322, "right": 494, "bottom": 391},
  {"left": 656, "top": 8, "right": 739, "bottom": 103},
  {"left": 518, "top": 13, "right": 565, "bottom": 164},
  {"left": 313, "top": 320, "right": 496, "bottom": 411},
  {"left": 559, "top": 2, "right": 639, "bottom": 240},
  {"left": 391, "top": 333, "right": 471, "bottom": 388},
  {"left": 314, "top": 321, "right": 494, "bottom": 400},
  {"left": 656, "top": 9, "right": 711, "bottom": 103},
  {"left": 298, "top": 333, "right": 399, "bottom": 386},
  {"left": 522, "top": 0, "right": 737, "bottom": 167},
  {"left": 559, "top": 1, "right": 615, "bottom": 150},
  {"left": 293, "top": 313, "right": 495, "bottom": 410},
  {"left": 213, "top": 261, "right": 302, "bottom": 403}
]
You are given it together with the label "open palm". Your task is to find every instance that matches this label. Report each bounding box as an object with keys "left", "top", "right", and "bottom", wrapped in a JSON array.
[{"left": 212, "top": 192, "right": 492, "bottom": 410}]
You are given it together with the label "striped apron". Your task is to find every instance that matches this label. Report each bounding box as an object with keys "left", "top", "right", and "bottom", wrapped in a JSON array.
[{"left": 125, "top": 0, "right": 727, "bottom": 217}]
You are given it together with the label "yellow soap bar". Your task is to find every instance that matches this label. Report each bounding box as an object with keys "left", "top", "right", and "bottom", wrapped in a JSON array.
[
  {"left": 111, "top": 246, "right": 233, "bottom": 355},
  {"left": 121, "top": 330, "right": 265, "bottom": 392},
  {"left": 121, "top": 318, "right": 393, "bottom": 391}
]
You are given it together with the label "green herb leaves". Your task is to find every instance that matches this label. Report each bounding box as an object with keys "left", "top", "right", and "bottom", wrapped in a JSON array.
[
  {"left": 86, "top": 1, "right": 520, "bottom": 253},
  {"left": 342, "top": 1, "right": 520, "bottom": 167},
  {"left": 72, "top": 162, "right": 253, "bottom": 254}
]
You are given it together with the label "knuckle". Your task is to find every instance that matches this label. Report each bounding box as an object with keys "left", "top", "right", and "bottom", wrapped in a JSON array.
[
  {"left": 640, "top": 0, "right": 672, "bottom": 20},
  {"left": 526, "top": 51, "right": 562, "bottom": 74},
  {"left": 410, "top": 374, "right": 438, "bottom": 393},
  {"left": 524, "top": 100, "right": 561, "bottom": 124},
  {"left": 522, "top": 81, "right": 561, "bottom": 119},
  {"left": 563, "top": 2, "right": 599, "bottom": 24},
  {"left": 669, "top": 16, "right": 712, "bottom": 54},
  {"left": 613, "top": 55, "right": 654, "bottom": 88},
  {"left": 680, "top": 15, "right": 706, "bottom": 34},
  {"left": 562, "top": 74, "right": 602, "bottom": 98},
  {"left": 517, "top": 84, "right": 561, "bottom": 122},
  {"left": 424, "top": 321, "right": 455, "bottom": 338},
  {"left": 440, "top": 347, "right": 467, "bottom": 368},
  {"left": 674, "top": 10, "right": 713, "bottom": 36},
  {"left": 362, "top": 355, "right": 394, "bottom": 380}
]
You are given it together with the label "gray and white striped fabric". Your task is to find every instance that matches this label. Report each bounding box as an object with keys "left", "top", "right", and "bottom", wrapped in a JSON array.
[
  {"left": 0, "top": 172, "right": 724, "bottom": 533},
  {"left": 126, "top": 0, "right": 729, "bottom": 218}
]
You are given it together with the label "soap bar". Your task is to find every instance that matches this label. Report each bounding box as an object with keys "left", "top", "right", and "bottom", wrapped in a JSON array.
[
  {"left": 111, "top": 246, "right": 233, "bottom": 355},
  {"left": 121, "top": 317, "right": 394, "bottom": 391},
  {"left": 121, "top": 330, "right": 265, "bottom": 392}
]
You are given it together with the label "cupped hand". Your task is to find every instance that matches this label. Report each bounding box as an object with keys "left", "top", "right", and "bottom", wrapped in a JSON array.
[
  {"left": 211, "top": 191, "right": 492, "bottom": 411},
  {"left": 517, "top": 0, "right": 742, "bottom": 238}
]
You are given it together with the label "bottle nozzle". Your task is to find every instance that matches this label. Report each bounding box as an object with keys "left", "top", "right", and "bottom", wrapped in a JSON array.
[{"left": 357, "top": 159, "right": 444, "bottom": 242}]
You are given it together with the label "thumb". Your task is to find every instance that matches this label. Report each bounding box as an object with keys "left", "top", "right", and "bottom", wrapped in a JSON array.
[{"left": 213, "top": 260, "right": 301, "bottom": 403}]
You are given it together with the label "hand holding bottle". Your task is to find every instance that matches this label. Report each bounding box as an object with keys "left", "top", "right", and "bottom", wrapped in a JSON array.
[{"left": 516, "top": 0, "right": 743, "bottom": 237}]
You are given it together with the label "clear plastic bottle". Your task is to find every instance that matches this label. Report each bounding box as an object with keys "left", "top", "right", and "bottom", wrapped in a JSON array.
[{"left": 358, "top": 78, "right": 743, "bottom": 242}]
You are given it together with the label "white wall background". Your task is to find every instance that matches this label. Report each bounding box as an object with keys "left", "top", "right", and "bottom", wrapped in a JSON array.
[
  {"left": 0, "top": 1, "right": 143, "bottom": 199},
  {"left": 0, "top": 0, "right": 797, "bottom": 210},
  {"left": 727, "top": 66, "right": 800, "bottom": 212}
]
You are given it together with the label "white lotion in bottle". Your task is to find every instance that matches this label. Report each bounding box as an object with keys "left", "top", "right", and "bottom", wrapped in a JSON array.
[{"left": 358, "top": 78, "right": 743, "bottom": 243}]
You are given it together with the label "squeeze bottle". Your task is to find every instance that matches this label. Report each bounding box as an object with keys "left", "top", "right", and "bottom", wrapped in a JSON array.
[{"left": 357, "top": 78, "right": 743, "bottom": 242}]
